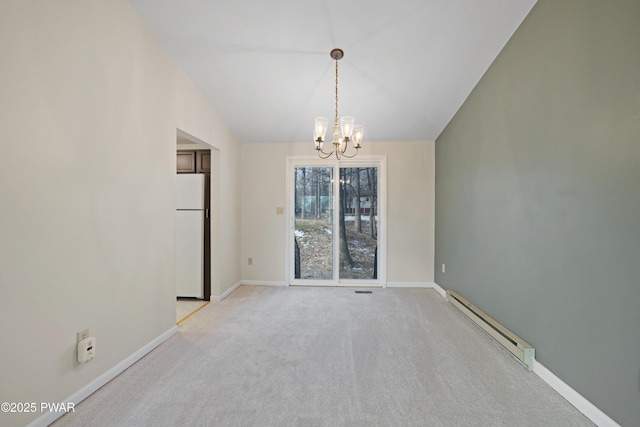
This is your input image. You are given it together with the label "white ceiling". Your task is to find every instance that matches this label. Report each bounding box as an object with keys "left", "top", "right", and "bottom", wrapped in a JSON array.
[{"left": 128, "top": 0, "right": 537, "bottom": 144}]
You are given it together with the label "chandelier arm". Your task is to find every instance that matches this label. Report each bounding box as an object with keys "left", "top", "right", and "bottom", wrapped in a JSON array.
[
  {"left": 316, "top": 148, "right": 335, "bottom": 159},
  {"left": 338, "top": 147, "right": 360, "bottom": 159}
]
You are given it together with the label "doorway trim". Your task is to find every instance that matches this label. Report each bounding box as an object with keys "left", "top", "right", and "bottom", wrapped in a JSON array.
[{"left": 285, "top": 155, "right": 387, "bottom": 287}]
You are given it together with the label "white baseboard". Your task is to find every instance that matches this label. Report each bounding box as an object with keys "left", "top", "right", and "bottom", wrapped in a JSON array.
[
  {"left": 211, "top": 281, "right": 242, "bottom": 302},
  {"left": 243, "top": 281, "right": 441, "bottom": 292},
  {"left": 532, "top": 359, "right": 619, "bottom": 427},
  {"left": 242, "top": 280, "right": 286, "bottom": 287},
  {"left": 28, "top": 325, "right": 178, "bottom": 427},
  {"left": 385, "top": 282, "right": 447, "bottom": 298},
  {"left": 386, "top": 281, "right": 433, "bottom": 288},
  {"left": 432, "top": 282, "right": 447, "bottom": 298}
]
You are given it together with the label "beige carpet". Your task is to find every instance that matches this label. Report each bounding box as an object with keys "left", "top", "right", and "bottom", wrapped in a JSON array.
[{"left": 54, "top": 286, "right": 593, "bottom": 426}]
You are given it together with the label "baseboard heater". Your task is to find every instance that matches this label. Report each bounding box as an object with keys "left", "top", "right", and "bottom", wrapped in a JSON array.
[{"left": 446, "top": 290, "right": 535, "bottom": 371}]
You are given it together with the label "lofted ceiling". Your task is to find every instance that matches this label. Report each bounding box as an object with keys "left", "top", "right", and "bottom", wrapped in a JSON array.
[{"left": 128, "top": 0, "right": 537, "bottom": 144}]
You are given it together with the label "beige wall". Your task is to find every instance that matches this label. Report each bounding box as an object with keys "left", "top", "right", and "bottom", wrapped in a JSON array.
[
  {"left": 240, "top": 141, "right": 435, "bottom": 285},
  {"left": 0, "top": 2, "right": 240, "bottom": 426}
]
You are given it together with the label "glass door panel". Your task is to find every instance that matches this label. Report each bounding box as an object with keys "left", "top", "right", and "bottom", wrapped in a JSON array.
[
  {"left": 293, "top": 167, "right": 333, "bottom": 280},
  {"left": 338, "top": 167, "right": 378, "bottom": 280}
]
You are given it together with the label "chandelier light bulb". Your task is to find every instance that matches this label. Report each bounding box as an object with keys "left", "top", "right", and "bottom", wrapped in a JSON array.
[
  {"left": 352, "top": 125, "right": 364, "bottom": 148},
  {"left": 314, "top": 117, "right": 328, "bottom": 143},
  {"left": 341, "top": 116, "right": 355, "bottom": 140}
]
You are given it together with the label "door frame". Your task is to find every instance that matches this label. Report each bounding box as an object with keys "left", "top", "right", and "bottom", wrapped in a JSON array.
[{"left": 285, "top": 155, "right": 387, "bottom": 287}]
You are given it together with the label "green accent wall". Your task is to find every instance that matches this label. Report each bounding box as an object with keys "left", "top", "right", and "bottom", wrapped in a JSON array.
[{"left": 435, "top": 1, "right": 640, "bottom": 425}]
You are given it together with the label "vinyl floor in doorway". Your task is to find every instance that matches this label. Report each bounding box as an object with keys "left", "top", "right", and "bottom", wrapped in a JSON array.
[{"left": 176, "top": 298, "right": 208, "bottom": 324}]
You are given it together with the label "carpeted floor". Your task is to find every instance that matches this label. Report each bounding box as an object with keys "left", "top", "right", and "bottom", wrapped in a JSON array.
[{"left": 53, "top": 285, "right": 593, "bottom": 426}]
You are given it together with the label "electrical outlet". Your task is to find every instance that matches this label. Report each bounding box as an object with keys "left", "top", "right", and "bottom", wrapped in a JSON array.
[
  {"left": 77, "top": 329, "right": 90, "bottom": 343},
  {"left": 248, "top": 257, "right": 253, "bottom": 266},
  {"left": 77, "top": 337, "right": 95, "bottom": 363},
  {"left": 275, "top": 207, "right": 284, "bottom": 215},
  {"left": 442, "top": 264, "right": 446, "bottom": 274}
]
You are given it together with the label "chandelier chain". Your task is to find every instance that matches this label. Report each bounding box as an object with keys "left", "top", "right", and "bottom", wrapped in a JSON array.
[{"left": 334, "top": 59, "right": 339, "bottom": 125}]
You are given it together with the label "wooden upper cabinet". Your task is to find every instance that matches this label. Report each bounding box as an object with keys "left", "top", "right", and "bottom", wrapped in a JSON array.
[
  {"left": 177, "top": 151, "right": 196, "bottom": 173},
  {"left": 198, "top": 151, "right": 211, "bottom": 173},
  {"left": 177, "top": 149, "right": 211, "bottom": 173}
]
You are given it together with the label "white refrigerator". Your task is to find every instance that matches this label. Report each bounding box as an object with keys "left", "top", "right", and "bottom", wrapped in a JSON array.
[{"left": 176, "top": 174, "right": 205, "bottom": 298}]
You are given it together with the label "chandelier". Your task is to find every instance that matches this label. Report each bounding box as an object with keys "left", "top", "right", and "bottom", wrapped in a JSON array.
[{"left": 314, "top": 48, "right": 364, "bottom": 159}]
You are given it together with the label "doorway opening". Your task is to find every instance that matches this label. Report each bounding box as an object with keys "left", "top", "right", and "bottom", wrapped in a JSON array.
[{"left": 175, "top": 129, "right": 219, "bottom": 322}]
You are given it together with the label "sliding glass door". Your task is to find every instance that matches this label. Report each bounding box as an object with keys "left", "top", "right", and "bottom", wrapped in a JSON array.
[
  {"left": 337, "top": 167, "right": 378, "bottom": 280},
  {"left": 293, "top": 166, "right": 333, "bottom": 280},
  {"left": 288, "top": 158, "right": 385, "bottom": 286}
]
